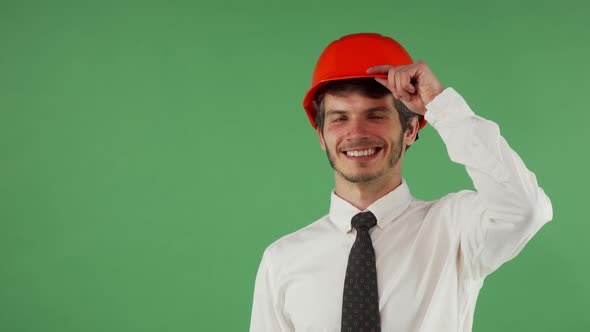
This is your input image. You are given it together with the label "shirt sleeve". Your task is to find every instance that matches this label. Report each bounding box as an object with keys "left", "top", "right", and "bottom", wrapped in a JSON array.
[
  {"left": 424, "top": 88, "right": 554, "bottom": 279},
  {"left": 250, "top": 249, "right": 292, "bottom": 332}
]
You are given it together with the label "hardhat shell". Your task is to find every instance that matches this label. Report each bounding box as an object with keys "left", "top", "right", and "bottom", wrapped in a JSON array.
[{"left": 302, "top": 33, "right": 426, "bottom": 130}]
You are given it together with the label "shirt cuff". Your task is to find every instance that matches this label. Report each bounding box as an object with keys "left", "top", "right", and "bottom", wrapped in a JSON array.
[{"left": 424, "top": 87, "right": 475, "bottom": 129}]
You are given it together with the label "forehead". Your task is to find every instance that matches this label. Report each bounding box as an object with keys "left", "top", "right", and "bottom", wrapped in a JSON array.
[{"left": 324, "top": 92, "right": 395, "bottom": 113}]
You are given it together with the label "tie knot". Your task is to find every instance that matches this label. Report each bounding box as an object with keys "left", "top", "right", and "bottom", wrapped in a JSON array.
[{"left": 351, "top": 211, "right": 377, "bottom": 230}]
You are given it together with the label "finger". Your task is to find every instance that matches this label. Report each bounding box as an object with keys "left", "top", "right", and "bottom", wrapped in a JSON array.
[
  {"left": 403, "top": 70, "right": 416, "bottom": 94},
  {"left": 395, "top": 70, "right": 411, "bottom": 101},
  {"left": 400, "top": 69, "right": 416, "bottom": 96},
  {"left": 388, "top": 69, "right": 399, "bottom": 99},
  {"left": 374, "top": 77, "right": 398, "bottom": 99},
  {"left": 374, "top": 77, "right": 388, "bottom": 88},
  {"left": 366, "top": 64, "right": 394, "bottom": 74}
]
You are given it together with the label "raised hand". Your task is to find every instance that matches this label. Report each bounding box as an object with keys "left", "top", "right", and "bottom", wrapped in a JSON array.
[{"left": 366, "top": 61, "right": 444, "bottom": 115}]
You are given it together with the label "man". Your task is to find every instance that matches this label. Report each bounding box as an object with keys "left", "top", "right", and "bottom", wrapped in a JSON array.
[{"left": 250, "top": 33, "right": 552, "bottom": 332}]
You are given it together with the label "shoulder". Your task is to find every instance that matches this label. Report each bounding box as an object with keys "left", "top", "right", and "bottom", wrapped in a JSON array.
[
  {"left": 405, "top": 189, "right": 477, "bottom": 211},
  {"left": 435, "top": 189, "right": 479, "bottom": 207},
  {"left": 263, "top": 214, "right": 334, "bottom": 262},
  {"left": 404, "top": 190, "right": 480, "bottom": 227}
]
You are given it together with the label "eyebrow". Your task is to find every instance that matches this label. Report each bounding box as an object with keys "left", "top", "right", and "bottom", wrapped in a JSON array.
[{"left": 325, "top": 107, "right": 391, "bottom": 116}]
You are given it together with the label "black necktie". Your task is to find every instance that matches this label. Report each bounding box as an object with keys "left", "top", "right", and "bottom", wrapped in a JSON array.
[{"left": 341, "top": 211, "right": 381, "bottom": 332}]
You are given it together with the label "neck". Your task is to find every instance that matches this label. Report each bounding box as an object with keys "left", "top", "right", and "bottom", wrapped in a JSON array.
[{"left": 333, "top": 172, "right": 402, "bottom": 211}]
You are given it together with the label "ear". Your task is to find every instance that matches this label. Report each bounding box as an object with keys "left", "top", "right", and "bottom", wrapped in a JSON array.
[
  {"left": 317, "top": 125, "right": 326, "bottom": 151},
  {"left": 403, "top": 117, "right": 419, "bottom": 147}
]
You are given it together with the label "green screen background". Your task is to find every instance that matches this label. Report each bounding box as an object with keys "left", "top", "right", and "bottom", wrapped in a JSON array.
[{"left": 1, "top": 0, "right": 588, "bottom": 331}]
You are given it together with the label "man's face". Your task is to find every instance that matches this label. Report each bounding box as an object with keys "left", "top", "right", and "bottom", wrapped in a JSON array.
[{"left": 317, "top": 92, "right": 416, "bottom": 184}]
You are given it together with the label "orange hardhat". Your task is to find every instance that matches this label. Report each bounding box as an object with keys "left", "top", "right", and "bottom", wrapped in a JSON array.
[{"left": 302, "top": 32, "right": 427, "bottom": 130}]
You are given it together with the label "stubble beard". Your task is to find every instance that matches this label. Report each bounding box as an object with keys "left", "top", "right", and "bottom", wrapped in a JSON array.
[{"left": 325, "top": 132, "right": 405, "bottom": 184}]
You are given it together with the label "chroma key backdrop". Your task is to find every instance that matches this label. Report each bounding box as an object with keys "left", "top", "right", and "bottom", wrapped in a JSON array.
[{"left": 1, "top": 0, "right": 588, "bottom": 331}]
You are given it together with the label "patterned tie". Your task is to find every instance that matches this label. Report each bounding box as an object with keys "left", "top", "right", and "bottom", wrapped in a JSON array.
[{"left": 341, "top": 211, "right": 381, "bottom": 332}]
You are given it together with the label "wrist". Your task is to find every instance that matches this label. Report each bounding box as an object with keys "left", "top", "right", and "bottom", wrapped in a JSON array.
[{"left": 425, "top": 85, "right": 444, "bottom": 105}]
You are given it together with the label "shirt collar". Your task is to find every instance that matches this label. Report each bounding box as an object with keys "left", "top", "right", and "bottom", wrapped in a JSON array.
[{"left": 329, "top": 178, "right": 413, "bottom": 233}]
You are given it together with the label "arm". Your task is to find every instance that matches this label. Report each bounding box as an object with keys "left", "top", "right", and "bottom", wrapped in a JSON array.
[
  {"left": 367, "top": 62, "right": 553, "bottom": 279},
  {"left": 425, "top": 88, "right": 553, "bottom": 278}
]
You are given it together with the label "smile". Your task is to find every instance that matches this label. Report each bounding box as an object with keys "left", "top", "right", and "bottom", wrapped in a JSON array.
[{"left": 341, "top": 147, "right": 382, "bottom": 158}]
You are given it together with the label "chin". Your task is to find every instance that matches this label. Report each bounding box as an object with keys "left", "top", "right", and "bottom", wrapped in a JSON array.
[{"left": 338, "top": 169, "right": 385, "bottom": 184}]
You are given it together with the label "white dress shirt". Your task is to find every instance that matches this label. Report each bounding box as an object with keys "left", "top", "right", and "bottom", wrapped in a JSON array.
[{"left": 249, "top": 88, "right": 553, "bottom": 332}]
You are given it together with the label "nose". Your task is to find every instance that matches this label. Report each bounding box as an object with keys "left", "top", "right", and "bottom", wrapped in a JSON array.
[{"left": 346, "top": 117, "right": 369, "bottom": 141}]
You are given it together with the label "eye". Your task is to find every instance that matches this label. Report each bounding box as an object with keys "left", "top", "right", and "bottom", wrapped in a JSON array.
[{"left": 369, "top": 115, "right": 384, "bottom": 119}]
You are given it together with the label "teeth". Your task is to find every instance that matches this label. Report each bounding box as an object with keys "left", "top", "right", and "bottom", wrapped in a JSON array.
[{"left": 346, "top": 148, "right": 376, "bottom": 157}]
